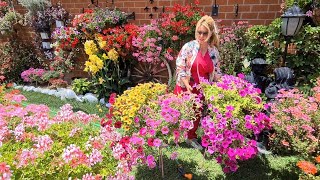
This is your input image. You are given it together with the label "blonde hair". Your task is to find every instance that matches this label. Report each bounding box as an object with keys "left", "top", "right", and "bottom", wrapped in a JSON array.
[{"left": 195, "top": 15, "right": 219, "bottom": 47}]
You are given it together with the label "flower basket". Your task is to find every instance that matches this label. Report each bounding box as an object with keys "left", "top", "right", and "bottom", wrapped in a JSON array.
[{"left": 312, "top": 8, "right": 320, "bottom": 26}]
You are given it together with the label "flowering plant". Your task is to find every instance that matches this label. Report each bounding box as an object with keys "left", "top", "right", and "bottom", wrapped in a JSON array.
[
  {"left": 72, "top": 8, "right": 128, "bottom": 35},
  {"left": 269, "top": 79, "right": 320, "bottom": 157},
  {"left": 200, "top": 74, "right": 270, "bottom": 173},
  {"left": 0, "top": 89, "right": 118, "bottom": 179},
  {"left": 132, "top": 23, "right": 163, "bottom": 63},
  {"left": 156, "top": 2, "right": 204, "bottom": 61},
  {"left": 97, "top": 23, "right": 139, "bottom": 57},
  {"left": 83, "top": 39, "right": 132, "bottom": 99},
  {"left": 103, "top": 88, "right": 201, "bottom": 174},
  {"left": 51, "top": 26, "right": 83, "bottom": 51},
  {"left": 219, "top": 21, "right": 251, "bottom": 75},
  {"left": 0, "top": 1, "right": 9, "bottom": 17},
  {"left": 0, "top": 9, "right": 23, "bottom": 36},
  {"left": 31, "top": 7, "right": 53, "bottom": 32},
  {"left": 20, "top": 67, "right": 46, "bottom": 84},
  {"left": 296, "top": 155, "right": 320, "bottom": 179},
  {"left": 109, "top": 82, "right": 167, "bottom": 131},
  {"left": 50, "top": 2, "right": 68, "bottom": 21}
]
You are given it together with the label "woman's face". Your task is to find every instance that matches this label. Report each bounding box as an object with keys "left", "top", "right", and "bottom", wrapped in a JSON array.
[{"left": 196, "top": 25, "right": 210, "bottom": 45}]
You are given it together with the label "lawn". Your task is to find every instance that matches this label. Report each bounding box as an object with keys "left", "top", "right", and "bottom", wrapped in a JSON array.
[{"left": 20, "top": 89, "right": 300, "bottom": 180}]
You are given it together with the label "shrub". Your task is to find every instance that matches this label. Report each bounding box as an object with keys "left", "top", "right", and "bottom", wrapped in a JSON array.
[
  {"left": 269, "top": 81, "right": 320, "bottom": 157},
  {"left": 219, "top": 21, "right": 250, "bottom": 75},
  {"left": 72, "top": 78, "right": 93, "bottom": 95},
  {"left": 0, "top": 41, "right": 44, "bottom": 83},
  {"left": 0, "top": 90, "right": 118, "bottom": 179},
  {"left": 20, "top": 68, "right": 46, "bottom": 84}
]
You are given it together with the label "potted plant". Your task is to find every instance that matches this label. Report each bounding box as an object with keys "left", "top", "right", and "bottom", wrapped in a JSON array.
[{"left": 50, "top": 2, "right": 69, "bottom": 28}]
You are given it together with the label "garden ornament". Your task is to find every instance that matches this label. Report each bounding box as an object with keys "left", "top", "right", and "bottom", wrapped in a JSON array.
[
  {"left": 265, "top": 67, "right": 294, "bottom": 99},
  {"left": 245, "top": 58, "right": 272, "bottom": 93},
  {"left": 176, "top": 160, "right": 193, "bottom": 180}
]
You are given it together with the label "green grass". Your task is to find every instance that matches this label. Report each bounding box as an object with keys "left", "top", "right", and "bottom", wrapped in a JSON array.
[
  {"left": 20, "top": 90, "right": 108, "bottom": 117},
  {"left": 19, "top": 89, "right": 301, "bottom": 179},
  {"left": 133, "top": 144, "right": 299, "bottom": 180}
]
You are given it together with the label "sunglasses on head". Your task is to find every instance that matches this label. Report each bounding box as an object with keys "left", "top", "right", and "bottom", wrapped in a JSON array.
[{"left": 197, "top": 31, "right": 208, "bottom": 36}]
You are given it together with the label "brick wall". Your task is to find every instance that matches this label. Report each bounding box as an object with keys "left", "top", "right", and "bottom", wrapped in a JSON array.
[{"left": 12, "top": 0, "right": 281, "bottom": 26}]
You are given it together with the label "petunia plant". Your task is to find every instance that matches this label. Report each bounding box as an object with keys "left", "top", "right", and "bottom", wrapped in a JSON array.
[{"left": 200, "top": 74, "right": 270, "bottom": 173}]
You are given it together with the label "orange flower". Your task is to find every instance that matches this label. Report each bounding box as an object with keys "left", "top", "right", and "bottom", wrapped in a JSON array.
[
  {"left": 315, "top": 156, "right": 320, "bottom": 164},
  {"left": 297, "top": 161, "right": 318, "bottom": 175}
]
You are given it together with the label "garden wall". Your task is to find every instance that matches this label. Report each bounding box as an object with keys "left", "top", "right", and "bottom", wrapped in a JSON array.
[{"left": 11, "top": 0, "right": 281, "bottom": 26}]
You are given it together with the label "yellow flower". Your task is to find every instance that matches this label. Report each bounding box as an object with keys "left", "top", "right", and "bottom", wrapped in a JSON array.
[
  {"left": 102, "top": 53, "right": 108, "bottom": 60},
  {"left": 97, "top": 37, "right": 107, "bottom": 49},
  {"left": 107, "top": 48, "right": 119, "bottom": 62},
  {"left": 98, "top": 77, "right": 105, "bottom": 84},
  {"left": 84, "top": 40, "right": 98, "bottom": 55}
]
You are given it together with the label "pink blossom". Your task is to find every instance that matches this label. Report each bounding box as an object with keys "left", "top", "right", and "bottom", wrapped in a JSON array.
[{"left": 170, "top": 152, "right": 178, "bottom": 160}]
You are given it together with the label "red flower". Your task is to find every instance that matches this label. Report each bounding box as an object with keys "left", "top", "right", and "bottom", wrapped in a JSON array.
[
  {"left": 137, "top": 146, "right": 144, "bottom": 153},
  {"left": 147, "top": 138, "right": 154, "bottom": 147},
  {"left": 114, "top": 121, "right": 122, "bottom": 128}
]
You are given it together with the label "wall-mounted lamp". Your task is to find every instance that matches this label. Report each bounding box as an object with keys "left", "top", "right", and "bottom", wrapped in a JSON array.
[{"left": 211, "top": 0, "right": 219, "bottom": 16}]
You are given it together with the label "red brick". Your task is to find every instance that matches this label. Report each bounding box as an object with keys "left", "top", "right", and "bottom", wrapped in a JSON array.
[
  {"left": 258, "top": 12, "right": 276, "bottom": 19},
  {"left": 261, "top": 0, "right": 279, "bottom": 4},
  {"left": 244, "top": 0, "right": 259, "bottom": 4},
  {"left": 220, "top": 5, "right": 234, "bottom": 13},
  {"left": 251, "top": 5, "right": 269, "bottom": 12},
  {"left": 228, "top": 0, "right": 244, "bottom": 5},
  {"left": 249, "top": 19, "right": 266, "bottom": 25},
  {"left": 241, "top": 12, "right": 258, "bottom": 19},
  {"left": 239, "top": 4, "right": 250, "bottom": 12},
  {"left": 268, "top": 4, "right": 281, "bottom": 12},
  {"left": 225, "top": 13, "right": 239, "bottom": 19}
]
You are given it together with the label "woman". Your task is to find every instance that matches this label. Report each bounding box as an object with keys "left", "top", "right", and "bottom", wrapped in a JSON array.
[{"left": 174, "top": 15, "right": 222, "bottom": 150}]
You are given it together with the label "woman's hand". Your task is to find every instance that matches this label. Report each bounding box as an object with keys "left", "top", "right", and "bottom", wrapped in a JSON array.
[{"left": 185, "top": 84, "right": 193, "bottom": 93}]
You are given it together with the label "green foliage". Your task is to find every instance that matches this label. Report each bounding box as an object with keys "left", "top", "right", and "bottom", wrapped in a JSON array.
[
  {"left": 245, "top": 18, "right": 283, "bottom": 66},
  {"left": 41, "top": 70, "right": 61, "bottom": 82},
  {"left": 0, "top": 10, "right": 23, "bottom": 36},
  {"left": 71, "top": 78, "right": 93, "bottom": 95},
  {"left": 219, "top": 21, "right": 250, "bottom": 75},
  {"left": 0, "top": 41, "right": 44, "bottom": 82},
  {"left": 290, "top": 25, "right": 320, "bottom": 85}
]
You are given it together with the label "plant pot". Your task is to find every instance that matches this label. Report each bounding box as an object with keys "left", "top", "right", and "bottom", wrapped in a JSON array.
[
  {"left": 40, "top": 32, "right": 49, "bottom": 39},
  {"left": 55, "top": 20, "right": 64, "bottom": 28},
  {"left": 312, "top": 8, "right": 320, "bottom": 26},
  {"left": 42, "top": 42, "right": 51, "bottom": 49}
]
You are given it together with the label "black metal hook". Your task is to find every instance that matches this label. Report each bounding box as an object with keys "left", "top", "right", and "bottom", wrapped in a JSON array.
[
  {"left": 149, "top": 0, "right": 154, "bottom": 4},
  {"left": 144, "top": 6, "right": 150, "bottom": 12},
  {"left": 234, "top": 4, "right": 239, "bottom": 17},
  {"left": 149, "top": 13, "right": 153, "bottom": 19},
  {"left": 162, "top": 6, "right": 165, "bottom": 13},
  {"left": 90, "top": 0, "right": 99, "bottom": 7},
  {"left": 152, "top": 6, "right": 158, "bottom": 11}
]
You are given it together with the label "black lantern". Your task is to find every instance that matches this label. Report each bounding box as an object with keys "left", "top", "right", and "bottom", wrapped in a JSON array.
[{"left": 281, "top": 2, "right": 306, "bottom": 66}]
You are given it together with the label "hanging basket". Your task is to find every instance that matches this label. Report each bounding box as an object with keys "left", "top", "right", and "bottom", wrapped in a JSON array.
[{"left": 312, "top": 8, "right": 320, "bottom": 26}]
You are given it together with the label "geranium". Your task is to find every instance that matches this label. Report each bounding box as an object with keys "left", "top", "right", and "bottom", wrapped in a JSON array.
[
  {"left": 106, "top": 89, "right": 201, "bottom": 174},
  {"left": 269, "top": 84, "right": 320, "bottom": 157},
  {"left": 155, "top": 2, "right": 204, "bottom": 61},
  {"left": 132, "top": 22, "right": 163, "bottom": 63},
  {"left": 20, "top": 68, "right": 47, "bottom": 84},
  {"left": 200, "top": 75, "right": 270, "bottom": 172},
  {"left": 98, "top": 23, "right": 139, "bottom": 56},
  {"left": 0, "top": 89, "right": 118, "bottom": 179}
]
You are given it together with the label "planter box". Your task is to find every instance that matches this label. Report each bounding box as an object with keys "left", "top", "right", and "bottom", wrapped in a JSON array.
[
  {"left": 42, "top": 42, "right": 51, "bottom": 49},
  {"left": 55, "top": 20, "right": 64, "bottom": 28},
  {"left": 40, "top": 32, "right": 49, "bottom": 39}
]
